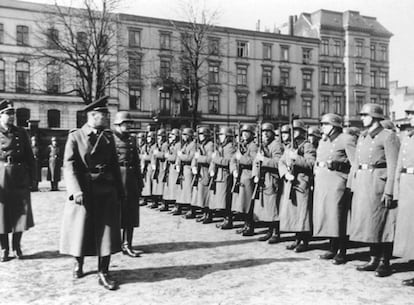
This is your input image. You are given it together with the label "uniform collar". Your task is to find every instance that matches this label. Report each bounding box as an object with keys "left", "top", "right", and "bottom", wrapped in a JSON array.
[
  {"left": 367, "top": 125, "right": 383, "bottom": 138},
  {"left": 327, "top": 129, "right": 341, "bottom": 142},
  {"left": 82, "top": 124, "right": 95, "bottom": 136}
]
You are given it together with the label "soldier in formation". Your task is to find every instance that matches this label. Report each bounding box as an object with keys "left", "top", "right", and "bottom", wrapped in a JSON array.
[{"left": 47, "top": 136, "right": 61, "bottom": 191}]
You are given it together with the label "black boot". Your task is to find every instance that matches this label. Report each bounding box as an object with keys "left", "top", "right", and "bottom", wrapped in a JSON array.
[
  {"left": 218, "top": 211, "right": 233, "bottom": 230},
  {"left": 294, "top": 233, "right": 310, "bottom": 253},
  {"left": 332, "top": 236, "right": 347, "bottom": 265},
  {"left": 375, "top": 243, "right": 393, "bottom": 277},
  {"left": 171, "top": 203, "right": 182, "bottom": 215},
  {"left": 286, "top": 239, "right": 300, "bottom": 250},
  {"left": 242, "top": 222, "right": 255, "bottom": 236},
  {"left": 268, "top": 222, "right": 280, "bottom": 244},
  {"left": 356, "top": 245, "right": 380, "bottom": 271},
  {"left": 0, "top": 234, "right": 9, "bottom": 262},
  {"left": 159, "top": 201, "right": 169, "bottom": 212},
  {"left": 202, "top": 209, "right": 213, "bottom": 224},
  {"left": 12, "top": 232, "right": 23, "bottom": 259},
  {"left": 185, "top": 207, "right": 197, "bottom": 219},
  {"left": 319, "top": 238, "right": 339, "bottom": 260},
  {"left": 73, "top": 256, "right": 84, "bottom": 279},
  {"left": 258, "top": 224, "right": 274, "bottom": 242},
  {"left": 149, "top": 197, "right": 159, "bottom": 209},
  {"left": 121, "top": 229, "right": 140, "bottom": 257},
  {"left": 402, "top": 278, "right": 414, "bottom": 286},
  {"left": 98, "top": 256, "right": 118, "bottom": 290},
  {"left": 236, "top": 222, "right": 248, "bottom": 234}
]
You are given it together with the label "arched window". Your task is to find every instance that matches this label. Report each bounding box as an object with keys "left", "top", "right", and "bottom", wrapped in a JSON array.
[
  {"left": 16, "top": 61, "right": 30, "bottom": 93},
  {"left": 16, "top": 108, "right": 30, "bottom": 127},
  {"left": 47, "top": 109, "right": 60, "bottom": 128}
]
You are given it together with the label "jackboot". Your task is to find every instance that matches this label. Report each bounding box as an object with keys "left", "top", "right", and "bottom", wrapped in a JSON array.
[
  {"left": 375, "top": 243, "right": 393, "bottom": 277},
  {"left": 159, "top": 201, "right": 170, "bottom": 212},
  {"left": 258, "top": 225, "right": 274, "bottom": 242},
  {"left": 171, "top": 203, "right": 182, "bottom": 215},
  {"left": 12, "top": 232, "right": 23, "bottom": 259},
  {"left": 202, "top": 209, "right": 213, "bottom": 224},
  {"left": 139, "top": 198, "right": 148, "bottom": 206},
  {"left": 73, "top": 256, "right": 84, "bottom": 279},
  {"left": 356, "top": 244, "right": 381, "bottom": 271},
  {"left": 236, "top": 223, "right": 248, "bottom": 234},
  {"left": 242, "top": 222, "right": 255, "bottom": 236},
  {"left": 218, "top": 215, "right": 233, "bottom": 230},
  {"left": 121, "top": 229, "right": 140, "bottom": 257},
  {"left": 98, "top": 256, "right": 118, "bottom": 290},
  {"left": 268, "top": 222, "right": 280, "bottom": 244},
  {"left": 184, "top": 207, "right": 197, "bottom": 219},
  {"left": 0, "top": 234, "right": 9, "bottom": 262},
  {"left": 319, "top": 238, "right": 339, "bottom": 260},
  {"left": 332, "top": 236, "right": 347, "bottom": 265}
]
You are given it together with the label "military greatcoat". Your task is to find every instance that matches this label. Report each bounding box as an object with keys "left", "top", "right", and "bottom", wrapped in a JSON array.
[
  {"left": 175, "top": 140, "right": 195, "bottom": 204},
  {"left": 191, "top": 139, "right": 214, "bottom": 208},
  {"left": 0, "top": 125, "right": 34, "bottom": 234},
  {"left": 394, "top": 130, "right": 414, "bottom": 258},
  {"left": 312, "top": 131, "right": 355, "bottom": 238},
  {"left": 141, "top": 142, "right": 156, "bottom": 197},
  {"left": 349, "top": 126, "right": 400, "bottom": 243},
  {"left": 151, "top": 141, "right": 169, "bottom": 196},
  {"left": 47, "top": 144, "right": 61, "bottom": 182},
  {"left": 209, "top": 140, "right": 236, "bottom": 210},
  {"left": 279, "top": 139, "right": 316, "bottom": 232},
  {"left": 31, "top": 143, "right": 42, "bottom": 183},
  {"left": 252, "top": 139, "right": 284, "bottom": 222},
  {"left": 230, "top": 139, "right": 258, "bottom": 213},
  {"left": 60, "top": 124, "right": 123, "bottom": 257},
  {"left": 162, "top": 141, "right": 180, "bottom": 202},
  {"left": 114, "top": 131, "right": 143, "bottom": 228}
]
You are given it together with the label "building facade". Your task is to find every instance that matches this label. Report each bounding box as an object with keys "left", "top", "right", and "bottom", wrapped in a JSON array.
[
  {"left": 0, "top": 1, "right": 392, "bottom": 132},
  {"left": 389, "top": 81, "right": 414, "bottom": 127}
]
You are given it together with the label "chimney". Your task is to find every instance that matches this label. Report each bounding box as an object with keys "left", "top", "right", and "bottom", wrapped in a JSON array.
[
  {"left": 289, "top": 16, "right": 294, "bottom": 36},
  {"left": 256, "top": 19, "right": 261, "bottom": 31}
]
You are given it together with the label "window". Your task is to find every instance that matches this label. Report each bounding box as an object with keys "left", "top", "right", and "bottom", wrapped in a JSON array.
[
  {"left": 129, "top": 88, "right": 141, "bottom": 110},
  {"left": 380, "top": 45, "right": 388, "bottom": 61},
  {"left": 302, "top": 98, "right": 312, "bottom": 118},
  {"left": 0, "top": 23, "right": 4, "bottom": 44},
  {"left": 370, "top": 44, "right": 376, "bottom": 60},
  {"left": 333, "top": 40, "right": 341, "bottom": 56},
  {"left": 47, "top": 109, "right": 60, "bottom": 128},
  {"left": 321, "top": 95, "right": 329, "bottom": 114},
  {"left": 209, "top": 38, "right": 220, "bottom": 55},
  {"left": 0, "top": 60, "right": 4, "bottom": 92},
  {"left": 208, "top": 94, "right": 219, "bottom": 114},
  {"left": 16, "top": 108, "right": 30, "bottom": 127},
  {"left": 281, "top": 46, "right": 289, "bottom": 61},
  {"left": 280, "top": 99, "right": 289, "bottom": 117},
  {"left": 379, "top": 72, "right": 387, "bottom": 88},
  {"left": 236, "top": 94, "right": 247, "bottom": 115},
  {"left": 237, "top": 41, "right": 249, "bottom": 58},
  {"left": 263, "top": 43, "right": 272, "bottom": 60},
  {"left": 370, "top": 71, "right": 376, "bottom": 88},
  {"left": 160, "top": 91, "right": 171, "bottom": 112},
  {"left": 47, "top": 28, "right": 59, "bottom": 49},
  {"left": 321, "top": 67, "right": 329, "bottom": 85},
  {"left": 321, "top": 39, "right": 329, "bottom": 55},
  {"left": 76, "top": 110, "right": 86, "bottom": 128},
  {"left": 128, "top": 29, "right": 141, "bottom": 47},
  {"left": 380, "top": 98, "right": 388, "bottom": 115},
  {"left": 263, "top": 98, "right": 272, "bottom": 117},
  {"left": 280, "top": 69, "right": 289, "bottom": 86},
  {"left": 160, "top": 60, "right": 171, "bottom": 79},
  {"left": 208, "top": 65, "right": 219, "bottom": 84},
  {"left": 333, "top": 96, "right": 342, "bottom": 114},
  {"left": 333, "top": 68, "right": 341, "bottom": 85},
  {"left": 302, "top": 48, "right": 312, "bottom": 64},
  {"left": 302, "top": 71, "right": 312, "bottom": 90},
  {"left": 236, "top": 66, "right": 248, "bottom": 86},
  {"left": 16, "top": 61, "right": 30, "bottom": 93},
  {"left": 262, "top": 67, "right": 272, "bottom": 86},
  {"left": 355, "top": 67, "right": 363, "bottom": 86},
  {"left": 355, "top": 40, "right": 363, "bottom": 57},
  {"left": 129, "top": 57, "right": 141, "bottom": 80},
  {"left": 356, "top": 96, "right": 364, "bottom": 114},
  {"left": 16, "top": 25, "right": 29, "bottom": 46},
  {"left": 46, "top": 63, "right": 60, "bottom": 94},
  {"left": 77, "top": 32, "right": 87, "bottom": 51},
  {"left": 160, "top": 32, "right": 171, "bottom": 50}
]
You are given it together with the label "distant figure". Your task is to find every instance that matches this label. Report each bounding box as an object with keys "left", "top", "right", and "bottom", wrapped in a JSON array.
[
  {"left": 47, "top": 137, "right": 61, "bottom": 191},
  {"left": 31, "top": 136, "right": 42, "bottom": 191}
]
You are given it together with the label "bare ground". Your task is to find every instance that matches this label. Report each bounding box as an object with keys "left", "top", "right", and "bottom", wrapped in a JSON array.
[{"left": 1, "top": 182, "right": 414, "bottom": 305}]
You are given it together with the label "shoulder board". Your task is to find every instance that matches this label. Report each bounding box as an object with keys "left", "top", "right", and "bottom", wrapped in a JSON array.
[{"left": 69, "top": 128, "right": 78, "bottom": 134}]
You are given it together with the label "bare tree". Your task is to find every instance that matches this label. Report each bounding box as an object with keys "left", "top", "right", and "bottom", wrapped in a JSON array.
[{"left": 35, "top": 0, "right": 126, "bottom": 104}]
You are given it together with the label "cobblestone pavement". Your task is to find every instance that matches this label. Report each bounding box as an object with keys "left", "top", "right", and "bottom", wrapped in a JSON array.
[{"left": 1, "top": 182, "right": 414, "bottom": 305}]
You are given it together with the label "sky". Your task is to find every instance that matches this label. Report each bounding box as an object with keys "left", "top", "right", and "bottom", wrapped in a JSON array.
[{"left": 28, "top": 0, "right": 414, "bottom": 88}]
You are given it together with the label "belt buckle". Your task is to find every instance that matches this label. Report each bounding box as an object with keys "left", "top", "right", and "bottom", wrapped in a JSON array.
[
  {"left": 407, "top": 167, "right": 414, "bottom": 174},
  {"left": 361, "top": 164, "right": 369, "bottom": 170}
]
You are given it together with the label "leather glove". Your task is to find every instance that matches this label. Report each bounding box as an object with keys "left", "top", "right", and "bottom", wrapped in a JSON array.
[
  {"left": 382, "top": 194, "right": 396, "bottom": 209},
  {"left": 74, "top": 193, "right": 83, "bottom": 205}
]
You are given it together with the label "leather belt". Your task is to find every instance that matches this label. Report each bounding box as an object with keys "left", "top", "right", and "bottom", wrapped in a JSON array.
[
  {"left": 261, "top": 166, "right": 278, "bottom": 174},
  {"left": 88, "top": 166, "right": 107, "bottom": 174},
  {"left": 119, "top": 161, "right": 134, "bottom": 167},
  {"left": 358, "top": 163, "right": 387, "bottom": 170},
  {"left": 216, "top": 164, "right": 229, "bottom": 169},
  {"left": 240, "top": 164, "right": 252, "bottom": 170},
  {"left": 181, "top": 161, "right": 191, "bottom": 165},
  {"left": 401, "top": 167, "right": 414, "bottom": 174},
  {"left": 316, "top": 161, "right": 351, "bottom": 174}
]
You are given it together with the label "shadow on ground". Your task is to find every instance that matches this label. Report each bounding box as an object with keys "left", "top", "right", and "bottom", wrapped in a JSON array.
[
  {"left": 113, "top": 257, "right": 308, "bottom": 283},
  {"left": 23, "top": 250, "right": 68, "bottom": 260}
]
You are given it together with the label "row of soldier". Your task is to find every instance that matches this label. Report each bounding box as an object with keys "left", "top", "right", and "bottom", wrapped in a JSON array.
[{"left": 135, "top": 102, "right": 414, "bottom": 287}]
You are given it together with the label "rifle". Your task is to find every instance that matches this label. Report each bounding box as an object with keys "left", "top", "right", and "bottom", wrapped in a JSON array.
[
  {"left": 142, "top": 142, "right": 150, "bottom": 180},
  {"left": 231, "top": 121, "right": 242, "bottom": 194},
  {"left": 162, "top": 135, "right": 172, "bottom": 184},
  {"left": 191, "top": 128, "right": 201, "bottom": 187},
  {"left": 152, "top": 130, "right": 160, "bottom": 182},
  {"left": 251, "top": 121, "right": 264, "bottom": 202},
  {"left": 208, "top": 125, "right": 218, "bottom": 193},
  {"left": 175, "top": 134, "right": 185, "bottom": 186}
]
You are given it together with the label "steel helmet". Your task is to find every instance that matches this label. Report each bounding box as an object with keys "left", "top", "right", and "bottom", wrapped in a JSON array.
[
  {"left": 405, "top": 102, "right": 414, "bottom": 114},
  {"left": 219, "top": 127, "right": 233, "bottom": 136},
  {"left": 261, "top": 122, "right": 275, "bottom": 132},
  {"left": 292, "top": 119, "right": 306, "bottom": 132},
  {"left": 320, "top": 113, "right": 342, "bottom": 127},
  {"left": 170, "top": 128, "right": 180, "bottom": 136},
  {"left": 198, "top": 126, "right": 211, "bottom": 135},
  {"left": 241, "top": 124, "right": 255, "bottom": 133},
  {"left": 182, "top": 128, "right": 194, "bottom": 136},
  {"left": 307, "top": 126, "right": 321, "bottom": 138},
  {"left": 114, "top": 111, "right": 133, "bottom": 125},
  {"left": 157, "top": 128, "right": 166, "bottom": 136},
  {"left": 359, "top": 103, "right": 384, "bottom": 119},
  {"left": 281, "top": 124, "right": 290, "bottom": 133}
]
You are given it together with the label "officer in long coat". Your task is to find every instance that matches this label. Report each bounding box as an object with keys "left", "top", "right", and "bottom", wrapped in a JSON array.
[
  {"left": 47, "top": 136, "right": 61, "bottom": 191},
  {"left": 162, "top": 129, "right": 180, "bottom": 212},
  {"left": 279, "top": 119, "right": 316, "bottom": 252},
  {"left": 173, "top": 128, "right": 195, "bottom": 215},
  {"left": 252, "top": 122, "right": 284, "bottom": 243},
  {"left": 210, "top": 127, "right": 236, "bottom": 229},
  {"left": 136, "top": 132, "right": 147, "bottom": 206},
  {"left": 313, "top": 113, "right": 355, "bottom": 265},
  {"left": 31, "top": 136, "right": 42, "bottom": 192},
  {"left": 349, "top": 103, "right": 400, "bottom": 277},
  {"left": 230, "top": 124, "right": 258, "bottom": 236},
  {"left": 393, "top": 103, "right": 414, "bottom": 286},
  {"left": 60, "top": 96, "right": 123, "bottom": 290},
  {"left": 113, "top": 111, "right": 143, "bottom": 258},
  {"left": 190, "top": 126, "right": 214, "bottom": 223},
  {"left": 0, "top": 100, "right": 34, "bottom": 262},
  {"left": 151, "top": 129, "right": 168, "bottom": 209},
  {"left": 141, "top": 131, "right": 156, "bottom": 206}
]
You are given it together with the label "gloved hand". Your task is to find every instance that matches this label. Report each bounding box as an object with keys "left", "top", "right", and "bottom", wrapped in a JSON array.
[
  {"left": 74, "top": 193, "right": 83, "bottom": 205},
  {"left": 381, "top": 194, "right": 396, "bottom": 209},
  {"left": 285, "top": 173, "right": 295, "bottom": 181},
  {"left": 192, "top": 167, "right": 197, "bottom": 175}
]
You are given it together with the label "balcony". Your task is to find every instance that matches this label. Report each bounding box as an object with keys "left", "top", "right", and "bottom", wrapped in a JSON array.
[{"left": 259, "top": 85, "right": 296, "bottom": 99}]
